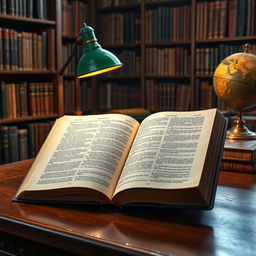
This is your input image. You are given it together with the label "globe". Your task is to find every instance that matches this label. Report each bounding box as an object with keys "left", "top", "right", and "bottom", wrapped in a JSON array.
[
  {"left": 213, "top": 52, "right": 256, "bottom": 112},
  {"left": 213, "top": 50, "right": 256, "bottom": 139}
]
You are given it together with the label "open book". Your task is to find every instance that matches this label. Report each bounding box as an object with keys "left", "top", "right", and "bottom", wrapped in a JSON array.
[{"left": 14, "top": 109, "right": 227, "bottom": 209}]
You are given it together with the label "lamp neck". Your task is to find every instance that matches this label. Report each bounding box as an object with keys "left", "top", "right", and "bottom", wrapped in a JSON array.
[{"left": 80, "top": 26, "right": 101, "bottom": 52}]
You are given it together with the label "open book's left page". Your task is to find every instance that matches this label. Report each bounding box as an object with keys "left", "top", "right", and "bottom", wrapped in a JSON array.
[{"left": 14, "top": 114, "right": 139, "bottom": 202}]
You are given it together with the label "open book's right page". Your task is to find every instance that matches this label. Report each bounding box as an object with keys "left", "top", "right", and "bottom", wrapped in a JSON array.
[{"left": 114, "top": 109, "right": 216, "bottom": 194}]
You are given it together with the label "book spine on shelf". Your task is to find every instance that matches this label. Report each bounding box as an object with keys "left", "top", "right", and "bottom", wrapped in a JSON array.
[
  {"left": 3, "top": 28, "right": 10, "bottom": 70},
  {"left": 8, "top": 126, "right": 19, "bottom": 162},
  {"left": 0, "top": 126, "right": 9, "bottom": 164},
  {"left": 18, "top": 129, "right": 29, "bottom": 160},
  {"left": 24, "top": 123, "right": 36, "bottom": 158}
]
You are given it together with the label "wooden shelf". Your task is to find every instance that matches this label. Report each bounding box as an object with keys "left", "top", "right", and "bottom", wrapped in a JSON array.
[
  {"left": 0, "top": 14, "right": 56, "bottom": 28},
  {"left": 145, "top": 0, "right": 191, "bottom": 7},
  {"left": 0, "top": 114, "right": 59, "bottom": 125},
  {"left": 146, "top": 75, "right": 191, "bottom": 79},
  {"left": 196, "top": 36, "right": 256, "bottom": 44},
  {"left": 62, "top": 35, "right": 77, "bottom": 42},
  {"left": 0, "top": 70, "right": 56, "bottom": 75},
  {"left": 63, "top": 74, "right": 76, "bottom": 79},
  {"left": 145, "top": 41, "right": 191, "bottom": 47},
  {"left": 97, "top": 4, "right": 140, "bottom": 12},
  {"left": 195, "top": 74, "right": 214, "bottom": 79},
  {"left": 99, "top": 76, "right": 141, "bottom": 80},
  {"left": 103, "top": 44, "right": 141, "bottom": 49}
]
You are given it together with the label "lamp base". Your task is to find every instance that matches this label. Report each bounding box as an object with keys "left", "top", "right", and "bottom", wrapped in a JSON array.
[{"left": 226, "top": 115, "right": 256, "bottom": 140}]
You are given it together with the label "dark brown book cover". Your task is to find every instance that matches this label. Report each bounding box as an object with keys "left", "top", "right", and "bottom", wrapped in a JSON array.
[
  {"left": 219, "top": 0, "right": 228, "bottom": 38},
  {"left": 0, "top": 28, "right": 3, "bottom": 70},
  {"left": 223, "top": 139, "right": 256, "bottom": 161},
  {"left": 18, "top": 129, "right": 29, "bottom": 161},
  {"left": 3, "top": 28, "right": 10, "bottom": 70},
  {"left": 0, "top": 126, "right": 9, "bottom": 164},
  {"left": 28, "top": 83, "right": 37, "bottom": 116},
  {"left": 221, "top": 159, "right": 256, "bottom": 173}
]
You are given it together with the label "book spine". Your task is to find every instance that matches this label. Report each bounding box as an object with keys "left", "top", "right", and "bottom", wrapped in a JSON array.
[
  {"left": 0, "top": 82, "right": 7, "bottom": 119},
  {"left": 219, "top": 0, "right": 228, "bottom": 38},
  {"left": 47, "top": 29, "right": 55, "bottom": 71},
  {"left": 15, "top": 83, "right": 20, "bottom": 118},
  {"left": 1, "top": 0, "right": 7, "bottom": 14},
  {"left": 8, "top": 0, "right": 15, "bottom": 15},
  {"left": 28, "top": 82, "right": 37, "bottom": 116},
  {"left": 19, "top": 82, "right": 28, "bottom": 117},
  {"left": 8, "top": 126, "right": 19, "bottom": 162},
  {"left": 236, "top": 0, "right": 247, "bottom": 36},
  {"left": 0, "top": 27, "right": 3, "bottom": 70},
  {"left": 27, "top": 0, "right": 33, "bottom": 18},
  {"left": 18, "top": 129, "right": 29, "bottom": 160},
  {"left": 25, "top": 123, "right": 36, "bottom": 158},
  {"left": 42, "top": 31, "right": 48, "bottom": 70},
  {"left": 3, "top": 28, "right": 10, "bottom": 70},
  {"left": 0, "top": 126, "right": 9, "bottom": 164}
]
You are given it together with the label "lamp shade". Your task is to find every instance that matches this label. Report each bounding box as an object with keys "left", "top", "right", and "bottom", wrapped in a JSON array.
[{"left": 77, "top": 25, "right": 123, "bottom": 79}]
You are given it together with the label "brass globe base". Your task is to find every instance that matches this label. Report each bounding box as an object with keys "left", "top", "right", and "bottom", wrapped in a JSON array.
[{"left": 226, "top": 114, "right": 256, "bottom": 140}]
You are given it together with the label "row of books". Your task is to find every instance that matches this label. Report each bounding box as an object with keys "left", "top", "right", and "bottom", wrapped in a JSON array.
[
  {"left": 0, "top": 82, "right": 54, "bottom": 119},
  {"left": 99, "top": 12, "right": 140, "bottom": 45},
  {"left": 196, "top": 0, "right": 228, "bottom": 40},
  {"left": 196, "top": 0, "right": 256, "bottom": 40},
  {"left": 0, "top": 121, "right": 54, "bottom": 164},
  {"left": 195, "top": 44, "right": 245, "bottom": 75},
  {"left": 229, "top": 0, "right": 256, "bottom": 37},
  {"left": 63, "top": 79, "right": 92, "bottom": 114},
  {"left": 221, "top": 140, "right": 256, "bottom": 173},
  {"left": 146, "top": 80, "right": 190, "bottom": 111},
  {"left": 0, "top": 28, "right": 50, "bottom": 71},
  {"left": 0, "top": 0, "right": 49, "bottom": 20},
  {"left": 61, "top": 0, "right": 91, "bottom": 37},
  {"left": 145, "top": 5, "right": 191, "bottom": 43},
  {"left": 98, "top": 82, "right": 141, "bottom": 110},
  {"left": 195, "top": 79, "right": 218, "bottom": 111},
  {"left": 145, "top": 47, "right": 191, "bottom": 76},
  {"left": 98, "top": 0, "right": 140, "bottom": 8},
  {"left": 102, "top": 50, "right": 141, "bottom": 77},
  {"left": 62, "top": 43, "right": 81, "bottom": 75}
]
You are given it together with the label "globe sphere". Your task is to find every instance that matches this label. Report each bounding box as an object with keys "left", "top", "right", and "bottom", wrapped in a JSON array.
[{"left": 213, "top": 52, "right": 256, "bottom": 113}]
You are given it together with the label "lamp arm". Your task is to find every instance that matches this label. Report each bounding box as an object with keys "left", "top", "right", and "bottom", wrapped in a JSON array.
[{"left": 59, "top": 36, "right": 83, "bottom": 75}]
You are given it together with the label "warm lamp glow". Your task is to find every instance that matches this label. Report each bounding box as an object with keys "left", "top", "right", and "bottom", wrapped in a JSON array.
[{"left": 78, "top": 65, "right": 122, "bottom": 79}]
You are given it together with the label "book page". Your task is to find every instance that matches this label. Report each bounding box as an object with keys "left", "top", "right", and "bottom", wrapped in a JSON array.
[
  {"left": 114, "top": 109, "right": 216, "bottom": 194},
  {"left": 16, "top": 114, "right": 139, "bottom": 199}
]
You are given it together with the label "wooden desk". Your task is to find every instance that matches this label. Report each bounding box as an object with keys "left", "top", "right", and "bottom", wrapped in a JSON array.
[{"left": 0, "top": 159, "right": 256, "bottom": 256}]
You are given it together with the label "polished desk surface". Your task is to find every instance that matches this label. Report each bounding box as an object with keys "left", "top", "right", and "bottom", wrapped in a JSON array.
[{"left": 0, "top": 159, "right": 256, "bottom": 256}]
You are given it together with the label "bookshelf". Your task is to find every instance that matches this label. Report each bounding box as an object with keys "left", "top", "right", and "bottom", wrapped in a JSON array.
[
  {"left": 61, "top": 0, "right": 93, "bottom": 114},
  {"left": 96, "top": 1, "right": 143, "bottom": 112},
  {"left": 1, "top": 0, "right": 256, "bottom": 164},
  {"left": 93, "top": 0, "right": 256, "bottom": 113},
  {"left": 0, "top": 0, "right": 62, "bottom": 164}
]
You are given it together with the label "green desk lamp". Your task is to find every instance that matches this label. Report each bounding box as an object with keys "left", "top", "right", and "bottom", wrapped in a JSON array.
[{"left": 60, "top": 23, "right": 123, "bottom": 114}]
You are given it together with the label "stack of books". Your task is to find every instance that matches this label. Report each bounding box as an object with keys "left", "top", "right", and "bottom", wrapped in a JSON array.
[{"left": 221, "top": 140, "right": 256, "bottom": 173}]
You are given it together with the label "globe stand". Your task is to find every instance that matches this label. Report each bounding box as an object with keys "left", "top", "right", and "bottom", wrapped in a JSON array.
[{"left": 226, "top": 112, "right": 256, "bottom": 140}]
